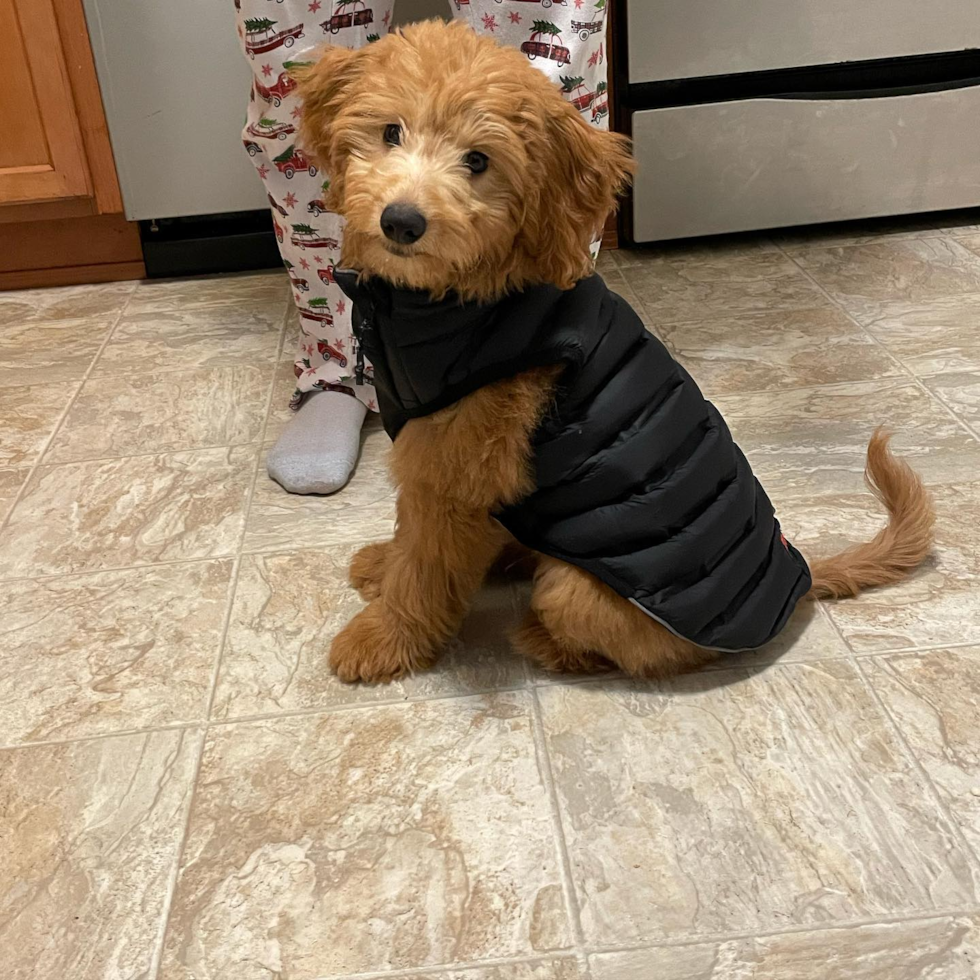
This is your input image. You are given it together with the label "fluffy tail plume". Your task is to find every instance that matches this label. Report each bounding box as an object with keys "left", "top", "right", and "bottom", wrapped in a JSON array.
[{"left": 807, "top": 428, "right": 935, "bottom": 600}]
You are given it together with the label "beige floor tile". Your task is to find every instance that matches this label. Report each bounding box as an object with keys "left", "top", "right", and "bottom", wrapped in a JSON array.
[
  {"left": 947, "top": 222, "right": 980, "bottom": 238},
  {"left": 243, "top": 423, "right": 394, "bottom": 553},
  {"left": 603, "top": 271, "right": 668, "bottom": 340},
  {"left": 45, "top": 363, "right": 273, "bottom": 463},
  {"left": 0, "top": 728, "right": 201, "bottom": 980},
  {"left": 9, "top": 217, "right": 980, "bottom": 975},
  {"left": 594, "top": 250, "right": 620, "bottom": 275},
  {"left": 91, "top": 307, "right": 282, "bottom": 378},
  {"left": 0, "top": 382, "right": 75, "bottom": 465},
  {"left": 0, "top": 560, "right": 232, "bottom": 744},
  {"left": 859, "top": 292, "right": 980, "bottom": 376},
  {"left": 866, "top": 649, "right": 980, "bottom": 859},
  {"left": 954, "top": 231, "right": 980, "bottom": 255},
  {"left": 539, "top": 663, "right": 978, "bottom": 946},
  {"left": 0, "top": 317, "right": 113, "bottom": 387},
  {"left": 619, "top": 241, "right": 824, "bottom": 324},
  {"left": 0, "top": 446, "right": 256, "bottom": 578},
  {"left": 406, "top": 961, "right": 582, "bottom": 980},
  {"left": 212, "top": 546, "right": 525, "bottom": 720},
  {"left": 662, "top": 307, "right": 901, "bottom": 396},
  {"left": 0, "top": 466, "right": 28, "bottom": 524},
  {"left": 590, "top": 915, "right": 980, "bottom": 980},
  {"left": 125, "top": 270, "right": 288, "bottom": 315},
  {"left": 716, "top": 379, "right": 980, "bottom": 498},
  {"left": 158, "top": 694, "right": 569, "bottom": 978},
  {"left": 779, "top": 483, "right": 980, "bottom": 653},
  {"left": 921, "top": 371, "right": 980, "bottom": 432},
  {"left": 792, "top": 239, "right": 980, "bottom": 324},
  {"left": 0, "top": 281, "right": 135, "bottom": 327}
]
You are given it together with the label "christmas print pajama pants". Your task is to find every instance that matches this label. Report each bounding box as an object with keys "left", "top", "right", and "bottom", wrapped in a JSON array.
[{"left": 237, "top": 0, "right": 610, "bottom": 411}]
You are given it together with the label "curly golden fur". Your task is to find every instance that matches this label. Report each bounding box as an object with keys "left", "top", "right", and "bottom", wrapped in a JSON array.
[
  {"left": 295, "top": 21, "right": 633, "bottom": 301},
  {"left": 295, "top": 21, "right": 934, "bottom": 683}
]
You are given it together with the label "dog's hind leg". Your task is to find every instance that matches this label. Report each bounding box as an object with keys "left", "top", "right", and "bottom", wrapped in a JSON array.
[
  {"left": 514, "top": 557, "right": 714, "bottom": 679},
  {"left": 513, "top": 606, "right": 612, "bottom": 674},
  {"left": 349, "top": 540, "right": 391, "bottom": 600}
]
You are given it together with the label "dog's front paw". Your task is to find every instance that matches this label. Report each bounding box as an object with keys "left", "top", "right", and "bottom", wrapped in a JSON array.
[
  {"left": 330, "top": 601, "right": 435, "bottom": 684},
  {"left": 349, "top": 540, "right": 391, "bottom": 600}
]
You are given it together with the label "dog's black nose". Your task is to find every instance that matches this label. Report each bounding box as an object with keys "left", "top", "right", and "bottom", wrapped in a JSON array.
[{"left": 381, "top": 203, "right": 427, "bottom": 245}]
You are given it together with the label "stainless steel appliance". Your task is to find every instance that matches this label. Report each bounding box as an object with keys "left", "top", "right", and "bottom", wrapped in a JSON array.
[{"left": 618, "top": 1, "right": 980, "bottom": 242}]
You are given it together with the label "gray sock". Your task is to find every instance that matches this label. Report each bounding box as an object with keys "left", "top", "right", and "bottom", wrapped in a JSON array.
[{"left": 267, "top": 390, "right": 368, "bottom": 495}]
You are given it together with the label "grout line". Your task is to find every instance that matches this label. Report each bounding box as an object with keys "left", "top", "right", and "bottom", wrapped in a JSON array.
[
  {"left": 205, "top": 557, "right": 245, "bottom": 723},
  {"left": 148, "top": 551, "right": 245, "bottom": 979},
  {"left": 585, "top": 903, "right": 980, "bottom": 957},
  {"left": 234, "top": 306, "right": 292, "bottom": 550},
  {"left": 146, "top": 724, "right": 208, "bottom": 980},
  {"left": 707, "top": 378, "right": 918, "bottom": 412},
  {"left": 912, "top": 374, "right": 980, "bottom": 445},
  {"left": 195, "top": 306, "right": 289, "bottom": 736},
  {"left": 819, "top": 604, "right": 980, "bottom": 879},
  {"left": 0, "top": 719, "right": 199, "bottom": 754},
  {"left": 0, "top": 682, "right": 532, "bottom": 754},
  {"left": 206, "top": 681, "right": 531, "bottom": 728},
  {"left": 0, "top": 552, "right": 235, "bottom": 586},
  {"left": 319, "top": 951, "right": 581, "bottom": 980},
  {"left": 0, "top": 515, "right": 392, "bottom": 585},
  {"left": 84, "top": 346, "right": 286, "bottom": 383},
  {"left": 853, "top": 639, "right": 980, "bottom": 658},
  {"left": 529, "top": 687, "right": 589, "bottom": 958},
  {"left": 0, "top": 292, "right": 136, "bottom": 539},
  {"left": 33, "top": 439, "right": 267, "bottom": 469}
]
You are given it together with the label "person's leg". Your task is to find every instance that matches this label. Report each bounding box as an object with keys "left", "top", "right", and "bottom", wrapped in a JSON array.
[
  {"left": 237, "top": 0, "right": 394, "bottom": 493},
  {"left": 458, "top": 0, "right": 609, "bottom": 260}
]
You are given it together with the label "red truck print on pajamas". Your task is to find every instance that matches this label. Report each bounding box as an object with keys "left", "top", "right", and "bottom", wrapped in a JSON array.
[
  {"left": 254, "top": 64, "right": 307, "bottom": 106},
  {"left": 316, "top": 340, "right": 348, "bottom": 367},
  {"left": 521, "top": 21, "right": 570, "bottom": 66},
  {"left": 273, "top": 145, "right": 318, "bottom": 179},
  {"left": 244, "top": 18, "right": 304, "bottom": 58},
  {"left": 290, "top": 224, "right": 340, "bottom": 249},
  {"left": 246, "top": 117, "right": 296, "bottom": 141},
  {"left": 322, "top": 1, "right": 373, "bottom": 34}
]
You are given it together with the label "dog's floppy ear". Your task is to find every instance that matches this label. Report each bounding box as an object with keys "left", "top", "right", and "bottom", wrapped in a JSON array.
[
  {"left": 520, "top": 97, "right": 635, "bottom": 288},
  {"left": 291, "top": 47, "right": 362, "bottom": 209}
]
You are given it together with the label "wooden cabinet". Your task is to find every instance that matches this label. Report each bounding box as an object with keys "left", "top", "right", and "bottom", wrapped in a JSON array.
[
  {"left": 0, "top": 0, "right": 143, "bottom": 287},
  {"left": 0, "top": 0, "right": 92, "bottom": 208}
]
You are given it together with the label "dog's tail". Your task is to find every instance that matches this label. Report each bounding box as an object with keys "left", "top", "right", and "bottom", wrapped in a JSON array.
[{"left": 806, "top": 428, "right": 935, "bottom": 600}]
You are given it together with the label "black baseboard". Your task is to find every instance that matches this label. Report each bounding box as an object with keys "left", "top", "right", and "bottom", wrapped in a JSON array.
[{"left": 139, "top": 210, "right": 282, "bottom": 279}]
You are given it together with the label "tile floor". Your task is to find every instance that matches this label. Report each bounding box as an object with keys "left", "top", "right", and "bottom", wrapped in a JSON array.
[{"left": 2, "top": 213, "right": 980, "bottom": 980}]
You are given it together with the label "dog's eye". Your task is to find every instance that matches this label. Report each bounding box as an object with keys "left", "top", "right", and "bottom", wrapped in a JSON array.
[
  {"left": 384, "top": 124, "right": 401, "bottom": 147},
  {"left": 464, "top": 151, "right": 488, "bottom": 175}
]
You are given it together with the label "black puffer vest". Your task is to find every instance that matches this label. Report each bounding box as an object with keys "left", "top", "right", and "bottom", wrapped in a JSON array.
[{"left": 335, "top": 270, "right": 811, "bottom": 652}]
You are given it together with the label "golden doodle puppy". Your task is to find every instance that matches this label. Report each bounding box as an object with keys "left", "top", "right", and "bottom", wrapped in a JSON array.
[{"left": 294, "top": 21, "right": 934, "bottom": 683}]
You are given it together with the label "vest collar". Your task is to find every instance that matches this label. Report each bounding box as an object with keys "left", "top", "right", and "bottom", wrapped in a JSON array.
[
  {"left": 333, "top": 268, "right": 502, "bottom": 346},
  {"left": 333, "top": 268, "right": 601, "bottom": 438}
]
